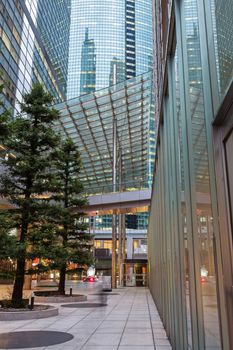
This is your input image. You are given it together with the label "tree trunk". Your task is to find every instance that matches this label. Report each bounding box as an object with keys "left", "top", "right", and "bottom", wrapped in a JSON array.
[
  {"left": 12, "top": 257, "right": 25, "bottom": 306},
  {"left": 24, "top": 259, "right": 32, "bottom": 290},
  {"left": 12, "top": 202, "right": 29, "bottom": 307},
  {"left": 58, "top": 264, "right": 66, "bottom": 295}
]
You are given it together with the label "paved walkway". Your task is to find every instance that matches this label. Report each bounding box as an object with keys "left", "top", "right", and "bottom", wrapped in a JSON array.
[{"left": 0, "top": 287, "right": 171, "bottom": 350}]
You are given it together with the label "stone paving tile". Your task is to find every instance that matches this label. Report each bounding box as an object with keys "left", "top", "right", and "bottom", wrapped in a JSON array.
[
  {"left": 7, "top": 348, "right": 47, "bottom": 350},
  {"left": 119, "top": 347, "right": 155, "bottom": 350},
  {"left": 84, "top": 332, "right": 122, "bottom": 346},
  {"left": 43, "top": 344, "right": 83, "bottom": 350},
  {"left": 154, "top": 338, "right": 172, "bottom": 346},
  {"left": 153, "top": 329, "right": 167, "bottom": 337},
  {"left": 81, "top": 346, "right": 118, "bottom": 350},
  {"left": 96, "top": 328, "right": 123, "bottom": 334},
  {"left": 104, "top": 315, "right": 129, "bottom": 321},
  {"left": 120, "top": 332, "right": 154, "bottom": 346},
  {"left": 98, "top": 320, "right": 126, "bottom": 327},
  {"left": 125, "top": 320, "right": 151, "bottom": 328},
  {"left": 0, "top": 286, "right": 172, "bottom": 350},
  {"left": 128, "top": 316, "right": 150, "bottom": 321},
  {"left": 123, "top": 327, "right": 152, "bottom": 334}
]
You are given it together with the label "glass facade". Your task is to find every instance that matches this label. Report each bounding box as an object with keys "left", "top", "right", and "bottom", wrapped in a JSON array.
[
  {"left": 0, "top": 0, "right": 70, "bottom": 113},
  {"left": 135, "top": 0, "right": 153, "bottom": 76},
  {"left": 80, "top": 28, "right": 96, "bottom": 95},
  {"left": 149, "top": 0, "right": 233, "bottom": 349},
  {"left": 89, "top": 211, "right": 149, "bottom": 232},
  {"left": 209, "top": 0, "right": 233, "bottom": 102},
  {"left": 66, "top": 0, "right": 154, "bottom": 235},
  {"left": 67, "top": 0, "right": 153, "bottom": 98},
  {"left": 68, "top": 0, "right": 125, "bottom": 98},
  {"left": 34, "top": 0, "right": 71, "bottom": 96}
]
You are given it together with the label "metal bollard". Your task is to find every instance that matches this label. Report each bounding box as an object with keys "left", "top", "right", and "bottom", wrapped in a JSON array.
[
  {"left": 29, "top": 292, "right": 35, "bottom": 310},
  {"left": 69, "top": 287, "right": 72, "bottom": 296}
]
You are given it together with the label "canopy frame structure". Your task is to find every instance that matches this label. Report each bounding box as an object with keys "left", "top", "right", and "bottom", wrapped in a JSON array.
[{"left": 54, "top": 71, "right": 154, "bottom": 194}]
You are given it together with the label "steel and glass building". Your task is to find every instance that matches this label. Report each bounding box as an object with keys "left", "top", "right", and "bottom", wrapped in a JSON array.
[
  {"left": 55, "top": 72, "right": 153, "bottom": 192},
  {"left": 149, "top": 0, "right": 233, "bottom": 349},
  {"left": 55, "top": 71, "right": 154, "bottom": 280},
  {"left": 0, "top": 0, "right": 70, "bottom": 113},
  {"left": 67, "top": 0, "right": 154, "bottom": 238},
  {"left": 35, "top": 0, "right": 71, "bottom": 96},
  {"left": 67, "top": 0, "right": 153, "bottom": 98},
  {"left": 80, "top": 28, "right": 96, "bottom": 96}
]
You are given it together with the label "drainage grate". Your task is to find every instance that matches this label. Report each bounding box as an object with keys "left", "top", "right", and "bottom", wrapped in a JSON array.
[{"left": 0, "top": 331, "right": 73, "bottom": 349}]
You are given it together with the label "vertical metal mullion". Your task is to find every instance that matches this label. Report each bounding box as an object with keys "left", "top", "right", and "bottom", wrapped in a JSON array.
[
  {"left": 163, "top": 106, "right": 170, "bottom": 333},
  {"left": 168, "top": 55, "right": 187, "bottom": 350},
  {"left": 197, "top": 1, "right": 230, "bottom": 348},
  {"left": 163, "top": 99, "right": 170, "bottom": 337},
  {"left": 167, "top": 94, "right": 176, "bottom": 344},
  {"left": 157, "top": 151, "right": 162, "bottom": 310},
  {"left": 166, "top": 94, "right": 177, "bottom": 342},
  {"left": 160, "top": 124, "right": 167, "bottom": 325},
  {"left": 163, "top": 98, "right": 172, "bottom": 336},
  {"left": 175, "top": 0, "right": 205, "bottom": 348},
  {"left": 167, "top": 58, "right": 176, "bottom": 348},
  {"left": 112, "top": 104, "right": 117, "bottom": 289}
]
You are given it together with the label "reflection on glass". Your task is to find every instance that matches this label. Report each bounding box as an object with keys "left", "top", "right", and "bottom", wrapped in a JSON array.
[
  {"left": 184, "top": 0, "right": 221, "bottom": 348},
  {"left": 211, "top": 0, "right": 233, "bottom": 100},
  {"left": 176, "top": 51, "right": 192, "bottom": 348},
  {"left": 80, "top": 28, "right": 96, "bottom": 96}
]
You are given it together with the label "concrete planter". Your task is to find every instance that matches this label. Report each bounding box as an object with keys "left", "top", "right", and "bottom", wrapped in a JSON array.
[{"left": 0, "top": 305, "right": 58, "bottom": 321}]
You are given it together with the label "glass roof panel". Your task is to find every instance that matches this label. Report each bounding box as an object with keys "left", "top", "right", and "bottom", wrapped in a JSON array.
[{"left": 54, "top": 72, "right": 155, "bottom": 193}]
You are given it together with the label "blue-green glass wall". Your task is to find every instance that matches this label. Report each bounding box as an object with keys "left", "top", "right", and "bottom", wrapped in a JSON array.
[
  {"left": 67, "top": 0, "right": 153, "bottom": 98},
  {"left": 149, "top": 0, "right": 233, "bottom": 349},
  {"left": 67, "top": 0, "right": 125, "bottom": 98},
  {"left": 67, "top": 0, "right": 154, "bottom": 232},
  {"left": 35, "top": 0, "right": 71, "bottom": 96},
  {"left": 80, "top": 28, "right": 96, "bottom": 95},
  {"left": 0, "top": 0, "right": 69, "bottom": 112},
  {"left": 135, "top": 0, "right": 153, "bottom": 76}
]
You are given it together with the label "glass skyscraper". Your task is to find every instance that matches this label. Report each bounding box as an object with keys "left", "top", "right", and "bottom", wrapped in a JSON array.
[
  {"left": 35, "top": 0, "right": 71, "bottom": 96},
  {"left": 65, "top": 0, "right": 154, "bottom": 271},
  {"left": 0, "top": 0, "right": 70, "bottom": 112},
  {"left": 67, "top": 0, "right": 153, "bottom": 98},
  {"left": 80, "top": 28, "right": 96, "bottom": 95}
]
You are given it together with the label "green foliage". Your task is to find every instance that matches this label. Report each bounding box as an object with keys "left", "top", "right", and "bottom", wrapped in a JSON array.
[
  {"left": 0, "top": 82, "right": 93, "bottom": 300},
  {"left": 0, "top": 271, "right": 15, "bottom": 280},
  {"left": 34, "top": 138, "right": 94, "bottom": 293},
  {"left": 0, "top": 83, "right": 61, "bottom": 303}
]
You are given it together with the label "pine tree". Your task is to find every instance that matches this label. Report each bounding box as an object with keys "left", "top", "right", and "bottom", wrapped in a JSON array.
[
  {"left": 44, "top": 138, "right": 94, "bottom": 295},
  {"left": 0, "top": 83, "right": 61, "bottom": 307},
  {"left": 0, "top": 84, "right": 16, "bottom": 280}
]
